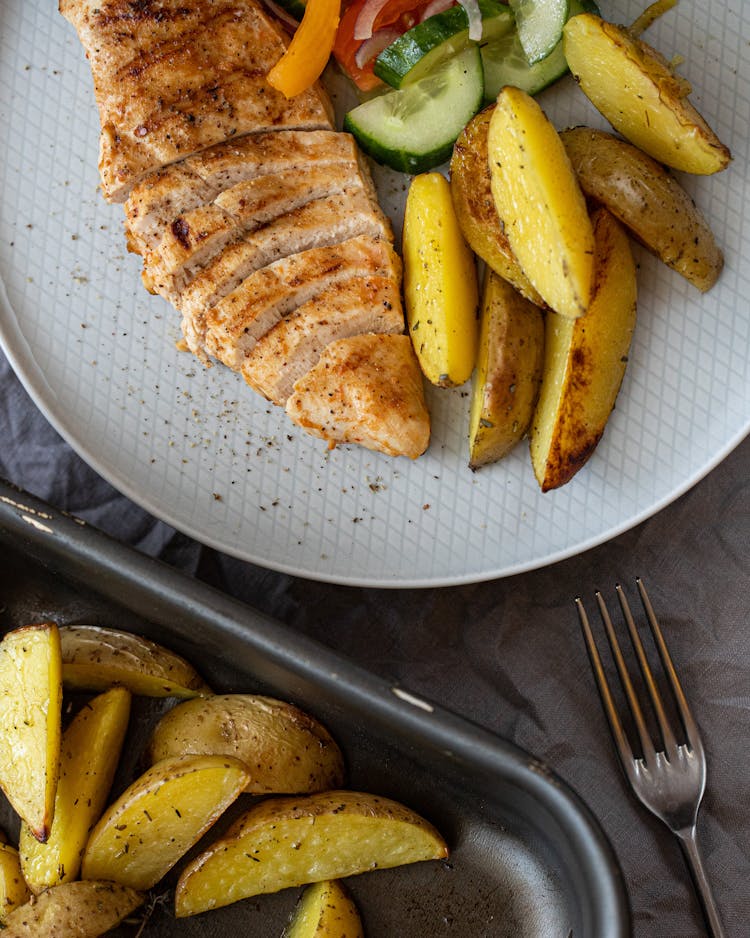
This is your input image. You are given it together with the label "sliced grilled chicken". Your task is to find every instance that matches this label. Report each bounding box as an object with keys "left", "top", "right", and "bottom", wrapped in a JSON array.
[
  {"left": 286, "top": 335, "right": 430, "bottom": 459},
  {"left": 190, "top": 130, "right": 362, "bottom": 192},
  {"left": 180, "top": 235, "right": 403, "bottom": 367},
  {"left": 200, "top": 213, "right": 400, "bottom": 370},
  {"left": 60, "top": 0, "right": 243, "bottom": 75},
  {"left": 178, "top": 240, "right": 283, "bottom": 357},
  {"left": 61, "top": 0, "right": 333, "bottom": 201},
  {"left": 125, "top": 164, "right": 216, "bottom": 256},
  {"left": 144, "top": 161, "right": 369, "bottom": 298},
  {"left": 126, "top": 131, "right": 360, "bottom": 252},
  {"left": 243, "top": 276, "right": 405, "bottom": 405},
  {"left": 63, "top": 0, "right": 431, "bottom": 460}
]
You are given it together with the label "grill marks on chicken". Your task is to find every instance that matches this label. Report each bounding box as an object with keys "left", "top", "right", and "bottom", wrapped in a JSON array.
[
  {"left": 62, "top": 0, "right": 430, "bottom": 459},
  {"left": 142, "top": 163, "right": 386, "bottom": 299},
  {"left": 202, "top": 235, "right": 401, "bottom": 370},
  {"left": 125, "top": 131, "right": 363, "bottom": 251},
  {"left": 60, "top": 0, "right": 333, "bottom": 202},
  {"left": 245, "top": 276, "right": 404, "bottom": 406}
]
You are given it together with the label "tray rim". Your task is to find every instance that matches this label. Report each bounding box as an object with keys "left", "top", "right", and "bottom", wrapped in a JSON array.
[{"left": 0, "top": 477, "right": 631, "bottom": 935}]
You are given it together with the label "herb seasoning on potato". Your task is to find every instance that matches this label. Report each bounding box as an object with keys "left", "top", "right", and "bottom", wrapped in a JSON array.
[
  {"left": 563, "top": 12, "right": 731, "bottom": 175},
  {"left": 403, "top": 172, "right": 479, "bottom": 388}
]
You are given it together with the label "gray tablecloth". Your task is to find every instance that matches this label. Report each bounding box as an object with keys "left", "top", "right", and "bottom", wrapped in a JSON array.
[{"left": 1, "top": 349, "right": 747, "bottom": 937}]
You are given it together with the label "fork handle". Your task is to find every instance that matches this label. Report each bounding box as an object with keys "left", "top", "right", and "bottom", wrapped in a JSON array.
[{"left": 676, "top": 826, "right": 726, "bottom": 938}]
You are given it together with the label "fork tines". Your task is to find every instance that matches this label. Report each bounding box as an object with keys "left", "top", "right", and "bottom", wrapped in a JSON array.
[
  {"left": 575, "top": 579, "right": 700, "bottom": 767},
  {"left": 576, "top": 580, "right": 726, "bottom": 937}
]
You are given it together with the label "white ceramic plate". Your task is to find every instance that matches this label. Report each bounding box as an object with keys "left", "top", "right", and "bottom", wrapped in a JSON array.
[{"left": 1, "top": 0, "right": 747, "bottom": 587}]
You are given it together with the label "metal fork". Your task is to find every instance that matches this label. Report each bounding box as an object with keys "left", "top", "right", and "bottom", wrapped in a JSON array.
[{"left": 575, "top": 579, "right": 725, "bottom": 938}]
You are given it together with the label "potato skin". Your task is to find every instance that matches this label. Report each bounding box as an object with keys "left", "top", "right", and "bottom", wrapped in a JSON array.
[
  {"left": 1, "top": 880, "right": 143, "bottom": 937},
  {"left": 488, "top": 87, "right": 595, "bottom": 320},
  {"left": 403, "top": 172, "right": 479, "bottom": 387},
  {"left": 468, "top": 271, "right": 545, "bottom": 469},
  {"left": 562, "top": 126, "right": 723, "bottom": 292},
  {"left": 146, "top": 693, "right": 345, "bottom": 794},
  {"left": 60, "top": 625, "right": 212, "bottom": 698},
  {"left": 530, "top": 207, "right": 637, "bottom": 490},
  {"left": 81, "top": 754, "right": 250, "bottom": 890},
  {"left": 450, "top": 108, "right": 544, "bottom": 308},
  {"left": 284, "top": 880, "right": 364, "bottom": 938},
  {"left": 0, "top": 845, "right": 31, "bottom": 923},
  {"left": 176, "top": 790, "right": 448, "bottom": 917},
  {"left": 19, "top": 687, "right": 132, "bottom": 893},
  {"left": 563, "top": 13, "right": 731, "bottom": 175},
  {"left": 0, "top": 623, "right": 62, "bottom": 843}
]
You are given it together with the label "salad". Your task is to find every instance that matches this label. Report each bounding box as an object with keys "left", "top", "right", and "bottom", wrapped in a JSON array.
[{"left": 268, "top": 0, "right": 599, "bottom": 173}]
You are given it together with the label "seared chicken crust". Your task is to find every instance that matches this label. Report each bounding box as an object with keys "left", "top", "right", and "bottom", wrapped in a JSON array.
[
  {"left": 61, "top": 0, "right": 430, "bottom": 459},
  {"left": 60, "top": 0, "right": 334, "bottom": 201},
  {"left": 286, "top": 335, "right": 431, "bottom": 459}
]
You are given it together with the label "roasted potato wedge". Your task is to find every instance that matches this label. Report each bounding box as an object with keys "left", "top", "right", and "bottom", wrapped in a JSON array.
[
  {"left": 20, "top": 686, "right": 131, "bottom": 893},
  {"left": 488, "top": 87, "right": 594, "bottom": 320},
  {"left": 450, "top": 108, "right": 544, "bottom": 307},
  {"left": 283, "top": 880, "right": 364, "bottom": 938},
  {"left": 60, "top": 625, "right": 212, "bottom": 697},
  {"left": 146, "top": 693, "right": 345, "bottom": 795},
  {"left": 0, "top": 844, "right": 31, "bottom": 923},
  {"left": 468, "top": 270, "right": 545, "bottom": 469},
  {"left": 561, "top": 126, "right": 723, "bottom": 292},
  {"left": 175, "top": 790, "right": 448, "bottom": 917},
  {"left": 563, "top": 13, "right": 731, "bottom": 175},
  {"left": 81, "top": 754, "right": 250, "bottom": 890},
  {"left": 403, "top": 172, "right": 479, "bottom": 387},
  {"left": 530, "top": 207, "right": 637, "bottom": 490},
  {"left": 0, "top": 623, "right": 62, "bottom": 842},
  {"left": 1, "top": 880, "right": 142, "bottom": 937}
]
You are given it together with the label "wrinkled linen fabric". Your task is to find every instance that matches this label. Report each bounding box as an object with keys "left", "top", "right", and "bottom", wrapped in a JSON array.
[{"left": 1, "top": 347, "right": 748, "bottom": 937}]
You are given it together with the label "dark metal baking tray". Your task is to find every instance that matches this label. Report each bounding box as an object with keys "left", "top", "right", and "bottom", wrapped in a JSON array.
[{"left": 0, "top": 479, "right": 630, "bottom": 937}]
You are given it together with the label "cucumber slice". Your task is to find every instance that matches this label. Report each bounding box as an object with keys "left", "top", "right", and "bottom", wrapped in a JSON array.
[
  {"left": 510, "top": 0, "right": 569, "bottom": 65},
  {"left": 344, "top": 45, "right": 484, "bottom": 174},
  {"left": 271, "top": 0, "right": 306, "bottom": 20},
  {"left": 481, "top": 0, "right": 599, "bottom": 100},
  {"left": 374, "top": 0, "right": 513, "bottom": 89}
]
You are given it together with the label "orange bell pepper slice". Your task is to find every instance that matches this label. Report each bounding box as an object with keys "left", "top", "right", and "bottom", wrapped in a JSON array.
[{"left": 267, "top": 0, "right": 341, "bottom": 98}]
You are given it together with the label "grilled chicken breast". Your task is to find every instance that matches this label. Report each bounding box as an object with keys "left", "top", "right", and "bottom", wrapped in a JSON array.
[
  {"left": 126, "top": 130, "right": 362, "bottom": 251},
  {"left": 62, "top": 0, "right": 430, "bottom": 459},
  {"left": 203, "top": 233, "right": 399, "bottom": 369},
  {"left": 60, "top": 0, "right": 333, "bottom": 201},
  {"left": 244, "top": 276, "right": 404, "bottom": 405},
  {"left": 286, "top": 335, "right": 430, "bottom": 459}
]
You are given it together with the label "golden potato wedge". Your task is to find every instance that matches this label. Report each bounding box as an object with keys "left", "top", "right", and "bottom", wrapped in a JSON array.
[
  {"left": 175, "top": 790, "right": 448, "bottom": 917},
  {"left": 0, "top": 844, "right": 31, "bottom": 924},
  {"left": 60, "top": 625, "right": 212, "bottom": 697},
  {"left": 403, "top": 172, "right": 479, "bottom": 387},
  {"left": 468, "top": 270, "right": 545, "bottom": 469},
  {"left": 19, "top": 686, "right": 131, "bottom": 893},
  {"left": 530, "top": 207, "right": 637, "bottom": 491},
  {"left": 146, "top": 694, "right": 345, "bottom": 795},
  {"left": 0, "top": 623, "right": 62, "bottom": 842},
  {"left": 488, "top": 87, "right": 594, "bottom": 320},
  {"left": 563, "top": 13, "right": 731, "bottom": 175},
  {"left": 450, "top": 108, "right": 544, "bottom": 307},
  {"left": 561, "top": 125, "right": 723, "bottom": 292},
  {"left": 81, "top": 754, "right": 250, "bottom": 890},
  {"left": 1, "top": 880, "right": 142, "bottom": 937},
  {"left": 283, "top": 880, "right": 364, "bottom": 938}
]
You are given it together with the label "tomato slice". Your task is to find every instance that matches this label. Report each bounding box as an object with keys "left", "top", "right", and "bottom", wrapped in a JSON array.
[{"left": 333, "top": 0, "right": 441, "bottom": 90}]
